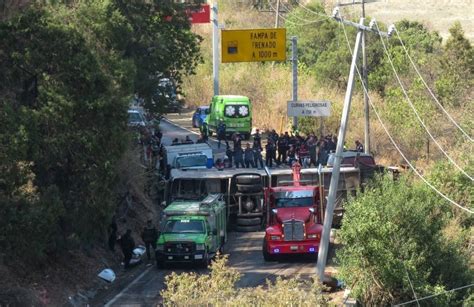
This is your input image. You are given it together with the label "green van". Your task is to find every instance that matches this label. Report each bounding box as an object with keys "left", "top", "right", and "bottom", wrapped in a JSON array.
[{"left": 203, "top": 95, "right": 252, "bottom": 140}]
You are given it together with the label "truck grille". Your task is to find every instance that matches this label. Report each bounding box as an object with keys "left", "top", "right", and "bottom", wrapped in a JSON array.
[
  {"left": 283, "top": 220, "right": 305, "bottom": 241},
  {"left": 165, "top": 242, "right": 196, "bottom": 254}
]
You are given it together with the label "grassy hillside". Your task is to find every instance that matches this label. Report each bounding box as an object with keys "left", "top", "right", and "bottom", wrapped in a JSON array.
[{"left": 182, "top": 1, "right": 473, "bottom": 167}]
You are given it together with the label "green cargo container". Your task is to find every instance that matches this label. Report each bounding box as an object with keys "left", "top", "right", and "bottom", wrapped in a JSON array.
[{"left": 156, "top": 194, "right": 227, "bottom": 267}]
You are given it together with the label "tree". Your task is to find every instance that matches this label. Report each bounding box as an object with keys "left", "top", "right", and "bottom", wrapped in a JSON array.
[
  {"left": 337, "top": 175, "right": 472, "bottom": 305},
  {"left": 435, "top": 22, "right": 473, "bottom": 107}
]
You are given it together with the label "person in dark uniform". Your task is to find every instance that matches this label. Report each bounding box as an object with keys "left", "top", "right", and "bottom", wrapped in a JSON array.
[
  {"left": 217, "top": 120, "right": 228, "bottom": 149},
  {"left": 141, "top": 220, "right": 159, "bottom": 262},
  {"left": 119, "top": 229, "right": 135, "bottom": 269},
  {"left": 107, "top": 215, "right": 117, "bottom": 252},
  {"left": 265, "top": 140, "right": 276, "bottom": 168}
]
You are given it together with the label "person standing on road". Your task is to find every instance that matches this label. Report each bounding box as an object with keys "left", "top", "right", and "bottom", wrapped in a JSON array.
[
  {"left": 119, "top": 229, "right": 135, "bottom": 269},
  {"left": 277, "top": 134, "right": 288, "bottom": 165},
  {"left": 253, "top": 129, "right": 262, "bottom": 150},
  {"left": 244, "top": 143, "right": 255, "bottom": 168},
  {"left": 217, "top": 120, "right": 228, "bottom": 149},
  {"left": 234, "top": 145, "right": 244, "bottom": 168},
  {"left": 355, "top": 140, "right": 364, "bottom": 152},
  {"left": 265, "top": 139, "right": 276, "bottom": 168},
  {"left": 141, "top": 220, "right": 159, "bottom": 263},
  {"left": 253, "top": 144, "right": 264, "bottom": 169},
  {"left": 226, "top": 144, "right": 233, "bottom": 167}
]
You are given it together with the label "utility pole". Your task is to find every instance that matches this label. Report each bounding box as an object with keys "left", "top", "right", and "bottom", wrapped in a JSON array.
[
  {"left": 316, "top": 18, "right": 364, "bottom": 282},
  {"left": 361, "top": 0, "right": 370, "bottom": 154},
  {"left": 338, "top": 0, "right": 371, "bottom": 153},
  {"left": 274, "top": 0, "right": 281, "bottom": 28},
  {"left": 291, "top": 36, "right": 298, "bottom": 131},
  {"left": 212, "top": 2, "right": 219, "bottom": 96},
  {"left": 316, "top": 9, "right": 391, "bottom": 282}
]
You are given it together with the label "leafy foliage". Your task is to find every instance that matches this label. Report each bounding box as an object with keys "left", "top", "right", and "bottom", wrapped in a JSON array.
[
  {"left": 0, "top": 1, "right": 201, "bottom": 264},
  {"left": 337, "top": 175, "right": 472, "bottom": 305},
  {"left": 161, "top": 255, "right": 327, "bottom": 306}
]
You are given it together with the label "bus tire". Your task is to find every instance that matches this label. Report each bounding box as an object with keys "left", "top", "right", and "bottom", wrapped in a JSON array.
[
  {"left": 235, "top": 224, "right": 261, "bottom": 232},
  {"left": 236, "top": 217, "right": 261, "bottom": 226}
]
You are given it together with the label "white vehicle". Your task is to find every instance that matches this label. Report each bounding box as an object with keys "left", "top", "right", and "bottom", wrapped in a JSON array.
[{"left": 163, "top": 143, "right": 214, "bottom": 171}]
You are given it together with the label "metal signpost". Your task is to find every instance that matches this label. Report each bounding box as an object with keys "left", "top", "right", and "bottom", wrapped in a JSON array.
[{"left": 221, "top": 28, "right": 287, "bottom": 63}]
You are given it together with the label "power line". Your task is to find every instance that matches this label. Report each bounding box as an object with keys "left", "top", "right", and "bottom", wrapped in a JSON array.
[
  {"left": 338, "top": 16, "right": 473, "bottom": 214},
  {"left": 393, "top": 26, "right": 473, "bottom": 142},
  {"left": 373, "top": 21, "right": 473, "bottom": 181},
  {"left": 394, "top": 283, "right": 474, "bottom": 306},
  {"left": 294, "top": 0, "right": 332, "bottom": 20},
  {"left": 267, "top": 1, "right": 323, "bottom": 26}
]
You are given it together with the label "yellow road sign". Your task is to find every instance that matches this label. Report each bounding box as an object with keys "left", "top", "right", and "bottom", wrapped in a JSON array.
[{"left": 221, "top": 28, "right": 287, "bottom": 63}]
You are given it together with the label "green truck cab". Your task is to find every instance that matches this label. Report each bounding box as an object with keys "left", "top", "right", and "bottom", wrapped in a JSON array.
[
  {"left": 203, "top": 95, "right": 252, "bottom": 140},
  {"left": 156, "top": 194, "right": 227, "bottom": 267}
]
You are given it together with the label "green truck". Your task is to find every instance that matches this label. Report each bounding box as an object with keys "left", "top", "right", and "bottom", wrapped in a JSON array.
[
  {"left": 156, "top": 194, "right": 227, "bottom": 267},
  {"left": 203, "top": 95, "right": 252, "bottom": 140}
]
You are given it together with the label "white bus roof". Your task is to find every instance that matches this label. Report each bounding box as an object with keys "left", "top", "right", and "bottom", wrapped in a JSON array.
[{"left": 170, "top": 168, "right": 268, "bottom": 180}]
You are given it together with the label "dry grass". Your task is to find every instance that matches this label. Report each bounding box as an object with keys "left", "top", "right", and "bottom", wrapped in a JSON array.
[{"left": 183, "top": 2, "right": 473, "bottom": 166}]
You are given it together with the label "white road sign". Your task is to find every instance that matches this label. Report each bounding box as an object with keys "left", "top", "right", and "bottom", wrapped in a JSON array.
[{"left": 287, "top": 101, "right": 331, "bottom": 117}]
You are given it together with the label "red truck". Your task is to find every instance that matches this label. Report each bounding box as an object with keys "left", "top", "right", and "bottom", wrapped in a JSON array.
[{"left": 262, "top": 163, "right": 324, "bottom": 261}]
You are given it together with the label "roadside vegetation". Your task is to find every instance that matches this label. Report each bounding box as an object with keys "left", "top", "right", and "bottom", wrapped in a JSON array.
[
  {"left": 162, "top": 255, "right": 328, "bottom": 306},
  {"left": 0, "top": 0, "right": 200, "bottom": 302}
]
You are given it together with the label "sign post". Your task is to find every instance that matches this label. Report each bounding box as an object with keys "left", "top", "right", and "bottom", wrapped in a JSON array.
[
  {"left": 212, "top": 2, "right": 219, "bottom": 95},
  {"left": 221, "top": 28, "right": 286, "bottom": 63}
]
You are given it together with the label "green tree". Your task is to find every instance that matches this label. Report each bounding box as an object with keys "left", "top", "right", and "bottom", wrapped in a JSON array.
[
  {"left": 435, "top": 22, "right": 473, "bottom": 107},
  {"left": 337, "top": 175, "right": 472, "bottom": 305}
]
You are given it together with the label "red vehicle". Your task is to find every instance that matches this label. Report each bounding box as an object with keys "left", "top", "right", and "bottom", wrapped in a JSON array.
[{"left": 262, "top": 163, "right": 324, "bottom": 261}]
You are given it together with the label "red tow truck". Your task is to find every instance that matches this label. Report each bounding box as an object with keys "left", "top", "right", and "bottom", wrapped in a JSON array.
[{"left": 262, "top": 162, "right": 324, "bottom": 261}]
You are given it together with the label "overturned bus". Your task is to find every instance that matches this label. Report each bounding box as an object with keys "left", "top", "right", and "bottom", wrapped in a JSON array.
[{"left": 164, "top": 165, "right": 361, "bottom": 230}]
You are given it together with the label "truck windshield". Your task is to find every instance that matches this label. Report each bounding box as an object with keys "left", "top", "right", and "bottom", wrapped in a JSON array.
[
  {"left": 275, "top": 197, "right": 313, "bottom": 208},
  {"left": 164, "top": 220, "right": 205, "bottom": 233},
  {"left": 224, "top": 104, "right": 250, "bottom": 118},
  {"left": 176, "top": 155, "right": 207, "bottom": 168}
]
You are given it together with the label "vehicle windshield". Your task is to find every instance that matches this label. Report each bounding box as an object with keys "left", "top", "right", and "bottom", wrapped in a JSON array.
[
  {"left": 164, "top": 220, "right": 205, "bottom": 233},
  {"left": 176, "top": 155, "right": 207, "bottom": 168},
  {"left": 128, "top": 112, "right": 143, "bottom": 123},
  {"left": 172, "top": 179, "right": 207, "bottom": 200},
  {"left": 224, "top": 104, "right": 250, "bottom": 118},
  {"left": 275, "top": 197, "right": 313, "bottom": 208}
]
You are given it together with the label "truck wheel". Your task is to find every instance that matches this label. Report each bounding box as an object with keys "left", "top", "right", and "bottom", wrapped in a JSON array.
[
  {"left": 235, "top": 175, "right": 261, "bottom": 185},
  {"left": 236, "top": 184, "right": 262, "bottom": 193},
  {"left": 262, "top": 240, "right": 275, "bottom": 262},
  {"left": 235, "top": 224, "right": 261, "bottom": 232},
  {"left": 236, "top": 217, "right": 261, "bottom": 226}
]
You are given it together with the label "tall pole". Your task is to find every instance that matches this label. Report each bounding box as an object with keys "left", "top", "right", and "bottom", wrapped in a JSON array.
[
  {"left": 291, "top": 36, "right": 298, "bottom": 131},
  {"left": 316, "top": 19, "right": 364, "bottom": 282},
  {"left": 212, "top": 2, "right": 219, "bottom": 96},
  {"left": 274, "top": 0, "right": 281, "bottom": 28},
  {"left": 361, "top": 0, "right": 370, "bottom": 154}
]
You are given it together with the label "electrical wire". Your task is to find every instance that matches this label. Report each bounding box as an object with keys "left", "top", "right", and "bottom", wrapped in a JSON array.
[
  {"left": 393, "top": 26, "right": 473, "bottom": 142},
  {"left": 394, "top": 283, "right": 474, "bottom": 306},
  {"left": 403, "top": 263, "right": 421, "bottom": 307},
  {"left": 294, "top": 0, "right": 332, "bottom": 20},
  {"left": 267, "top": 1, "right": 323, "bottom": 26},
  {"left": 373, "top": 21, "right": 473, "bottom": 181},
  {"left": 337, "top": 15, "right": 473, "bottom": 214}
]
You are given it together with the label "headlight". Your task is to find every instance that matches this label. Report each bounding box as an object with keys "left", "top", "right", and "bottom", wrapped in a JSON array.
[
  {"left": 307, "top": 234, "right": 320, "bottom": 239},
  {"left": 270, "top": 235, "right": 281, "bottom": 241},
  {"left": 155, "top": 244, "right": 164, "bottom": 251},
  {"left": 196, "top": 244, "right": 205, "bottom": 251}
]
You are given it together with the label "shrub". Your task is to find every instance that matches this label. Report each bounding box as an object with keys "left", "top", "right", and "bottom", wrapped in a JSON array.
[{"left": 161, "top": 255, "right": 327, "bottom": 306}]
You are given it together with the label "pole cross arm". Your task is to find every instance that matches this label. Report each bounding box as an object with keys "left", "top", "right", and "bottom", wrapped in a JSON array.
[{"left": 333, "top": 16, "right": 390, "bottom": 37}]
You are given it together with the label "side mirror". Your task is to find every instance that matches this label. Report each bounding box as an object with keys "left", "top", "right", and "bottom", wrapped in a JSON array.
[
  {"left": 272, "top": 209, "right": 278, "bottom": 214},
  {"left": 309, "top": 208, "right": 315, "bottom": 214}
]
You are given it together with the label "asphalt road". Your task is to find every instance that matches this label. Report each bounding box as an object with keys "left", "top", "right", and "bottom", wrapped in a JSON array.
[{"left": 101, "top": 114, "right": 330, "bottom": 306}]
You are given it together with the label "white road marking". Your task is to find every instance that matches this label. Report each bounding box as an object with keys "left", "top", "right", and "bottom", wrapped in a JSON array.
[{"left": 104, "top": 267, "right": 152, "bottom": 307}]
